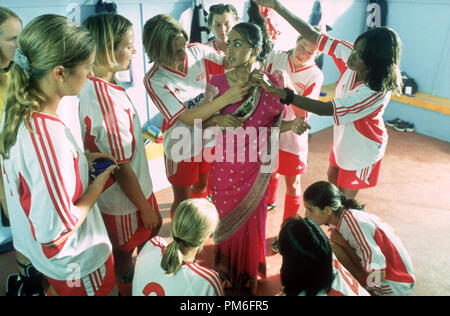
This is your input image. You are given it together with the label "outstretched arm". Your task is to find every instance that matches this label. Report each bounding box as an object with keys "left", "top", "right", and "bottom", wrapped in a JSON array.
[
  {"left": 254, "top": 0, "right": 320, "bottom": 44},
  {"left": 250, "top": 70, "right": 333, "bottom": 117}
]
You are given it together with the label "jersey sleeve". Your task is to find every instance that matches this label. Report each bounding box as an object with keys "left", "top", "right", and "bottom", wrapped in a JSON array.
[
  {"left": 144, "top": 68, "right": 186, "bottom": 127},
  {"left": 194, "top": 43, "right": 225, "bottom": 77},
  {"left": 339, "top": 210, "right": 387, "bottom": 273},
  {"left": 331, "top": 87, "right": 388, "bottom": 126},
  {"left": 26, "top": 120, "right": 83, "bottom": 258},
  {"left": 316, "top": 33, "right": 353, "bottom": 75}
]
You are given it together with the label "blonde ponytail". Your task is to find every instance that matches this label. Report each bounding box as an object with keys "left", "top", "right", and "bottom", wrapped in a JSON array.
[
  {"left": 161, "top": 199, "right": 219, "bottom": 275},
  {"left": 0, "top": 14, "right": 95, "bottom": 159}
]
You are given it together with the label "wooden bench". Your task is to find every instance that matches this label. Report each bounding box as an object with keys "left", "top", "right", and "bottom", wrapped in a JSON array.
[{"left": 318, "top": 83, "right": 450, "bottom": 115}]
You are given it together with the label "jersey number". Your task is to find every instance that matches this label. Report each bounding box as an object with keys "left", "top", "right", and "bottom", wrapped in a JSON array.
[{"left": 142, "top": 282, "right": 165, "bottom": 296}]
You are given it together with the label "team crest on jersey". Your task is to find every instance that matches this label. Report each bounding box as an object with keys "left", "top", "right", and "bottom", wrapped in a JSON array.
[{"left": 295, "top": 82, "right": 306, "bottom": 91}]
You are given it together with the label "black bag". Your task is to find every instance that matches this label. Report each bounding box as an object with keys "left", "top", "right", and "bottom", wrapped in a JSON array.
[{"left": 401, "top": 72, "right": 418, "bottom": 96}]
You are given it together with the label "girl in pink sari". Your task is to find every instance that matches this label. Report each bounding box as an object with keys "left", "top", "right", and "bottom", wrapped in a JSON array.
[{"left": 209, "top": 19, "right": 309, "bottom": 294}]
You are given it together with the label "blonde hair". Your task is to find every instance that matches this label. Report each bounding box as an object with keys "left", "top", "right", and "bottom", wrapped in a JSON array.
[
  {"left": 83, "top": 13, "right": 132, "bottom": 69},
  {"left": 161, "top": 199, "right": 219, "bottom": 276},
  {"left": 0, "top": 14, "right": 95, "bottom": 159},
  {"left": 0, "top": 7, "right": 21, "bottom": 90},
  {"left": 142, "top": 14, "right": 188, "bottom": 66}
]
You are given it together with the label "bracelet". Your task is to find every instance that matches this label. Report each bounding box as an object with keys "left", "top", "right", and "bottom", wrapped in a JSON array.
[{"left": 280, "top": 88, "right": 294, "bottom": 104}]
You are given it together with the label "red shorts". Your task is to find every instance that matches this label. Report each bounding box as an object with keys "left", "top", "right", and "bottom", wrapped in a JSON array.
[
  {"left": 46, "top": 254, "right": 115, "bottom": 296},
  {"left": 165, "top": 155, "right": 211, "bottom": 187},
  {"left": 101, "top": 193, "right": 160, "bottom": 252},
  {"left": 274, "top": 150, "right": 307, "bottom": 176},
  {"left": 329, "top": 148, "right": 382, "bottom": 190}
]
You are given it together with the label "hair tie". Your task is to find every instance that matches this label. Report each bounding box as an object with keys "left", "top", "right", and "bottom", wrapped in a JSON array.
[
  {"left": 14, "top": 48, "right": 31, "bottom": 74},
  {"left": 340, "top": 193, "right": 348, "bottom": 209},
  {"left": 173, "top": 236, "right": 183, "bottom": 244}
]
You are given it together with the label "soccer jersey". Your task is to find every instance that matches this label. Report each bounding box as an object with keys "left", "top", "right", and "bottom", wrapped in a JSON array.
[
  {"left": 265, "top": 50, "right": 324, "bottom": 158},
  {"left": 336, "top": 209, "right": 415, "bottom": 296},
  {"left": 298, "top": 256, "right": 370, "bottom": 296},
  {"left": 206, "top": 39, "right": 220, "bottom": 52},
  {"left": 144, "top": 43, "right": 225, "bottom": 132},
  {"left": 317, "top": 34, "right": 391, "bottom": 170},
  {"left": 79, "top": 77, "right": 154, "bottom": 216},
  {"left": 133, "top": 236, "right": 224, "bottom": 296},
  {"left": 2, "top": 113, "right": 112, "bottom": 280}
]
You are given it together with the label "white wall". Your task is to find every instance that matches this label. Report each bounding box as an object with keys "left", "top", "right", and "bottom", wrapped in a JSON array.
[{"left": 3, "top": 0, "right": 449, "bottom": 135}]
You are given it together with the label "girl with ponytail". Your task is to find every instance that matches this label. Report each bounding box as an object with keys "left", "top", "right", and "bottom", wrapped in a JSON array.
[
  {"left": 133, "top": 199, "right": 223, "bottom": 296},
  {"left": 303, "top": 181, "right": 415, "bottom": 296},
  {"left": 0, "top": 14, "right": 117, "bottom": 296}
]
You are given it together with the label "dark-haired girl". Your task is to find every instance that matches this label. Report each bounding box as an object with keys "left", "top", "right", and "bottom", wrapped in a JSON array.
[
  {"left": 253, "top": 0, "right": 403, "bottom": 199},
  {"left": 207, "top": 4, "right": 239, "bottom": 53},
  {"left": 210, "top": 16, "right": 309, "bottom": 294},
  {"left": 278, "top": 216, "right": 369, "bottom": 296},
  {"left": 303, "top": 181, "right": 415, "bottom": 296}
]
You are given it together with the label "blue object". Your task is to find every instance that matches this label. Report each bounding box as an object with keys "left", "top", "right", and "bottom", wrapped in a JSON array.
[
  {"left": 92, "top": 159, "right": 116, "bottom": 176},
  {"left": 145, "top": 124, "right": 163, "bottom": 139},
  {"left": 320, "top": 92, "right": 327, "bottom": 97}
]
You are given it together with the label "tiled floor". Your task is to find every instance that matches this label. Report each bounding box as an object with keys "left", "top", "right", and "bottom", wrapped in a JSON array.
[{"left": 1, "top": 126, "right": 449, "bottom": 296}]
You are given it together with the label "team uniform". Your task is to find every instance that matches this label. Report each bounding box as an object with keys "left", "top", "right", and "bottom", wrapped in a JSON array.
[
  {"left": 206, "top": 39, "right": 220, "bottom": 52},
  {"left": 316, "top": 33, "right": 391, "bottom": 189},
  {"left": 144, "top": 43, "right": 225, "bottom": 187},
  {"left": 2, "top": 113, "right": 114, "bottom": 295},
  {"left": 133, "top": 236, "right": 224, "bottom": 296},
  {"left": 79, "top": 77, "right": 159, "bottom": 251},
  {"left": 264, "top": 50, "right": 324, "bottom": 220},
  {"left": 298, "top": 256, "right": 370, "bottom": 296},
  {"left": 336, "top": 209, "right": 415, "bottom": 296}
]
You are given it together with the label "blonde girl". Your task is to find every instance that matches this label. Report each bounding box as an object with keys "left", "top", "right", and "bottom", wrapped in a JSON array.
[
  {"left": 80, "top": 13, "right": 162, "bottom": 296},
  {"left": 142, "top": 14, "right": 249, "bottom": 217},
  {"left": 133, "top": 199, "right": 223, "bottom": 296},
  {"left": 0, "top": 14, "right": 116, "bottom": 296}
]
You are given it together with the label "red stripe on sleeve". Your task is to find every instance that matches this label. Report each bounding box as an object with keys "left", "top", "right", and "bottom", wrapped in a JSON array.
[{"left": 94, "top": 81, "right": 118, "bottom": 159}]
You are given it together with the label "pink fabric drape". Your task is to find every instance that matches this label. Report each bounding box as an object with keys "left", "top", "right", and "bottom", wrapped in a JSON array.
[{"left": 209, "top": 73, "right": 284, "bottom": 292}]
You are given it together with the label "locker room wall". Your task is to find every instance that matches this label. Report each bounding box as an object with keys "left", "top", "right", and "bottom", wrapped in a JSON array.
[{"left": 3, "top": 0, "right": 449, "bottom": 135}]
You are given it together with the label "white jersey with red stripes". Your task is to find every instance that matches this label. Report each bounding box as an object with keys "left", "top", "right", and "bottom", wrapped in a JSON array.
[
  {"left": 317, "top": 33, "right": 391, "bottom": 170},
  {"left": 206, "top": 39, "right": 221, "bottom": 52},
  {"left": 143, "top": 43, "right": 224, "bottom": 161},
  {"left": 2, "top": 113, "right": 112, "bottom": 280},
  {"left": 299, "top": 256, "right": 370, "bottom": 296},
  {"left": 133, "top": 237, "right": 224, "bottom": 296},
  {"left": 264, "top": 50, "right": 324, "bottom": 158},
  {"left": 79, "top": 77, "right": 153, "bottom": 216},
  {"left": 337, "top": 209, "right": 415, "bottom": 296}
]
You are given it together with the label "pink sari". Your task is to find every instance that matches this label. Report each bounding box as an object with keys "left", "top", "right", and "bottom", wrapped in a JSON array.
[{"left": 209, "top": 73, "right": 284, "bottom": 293}]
